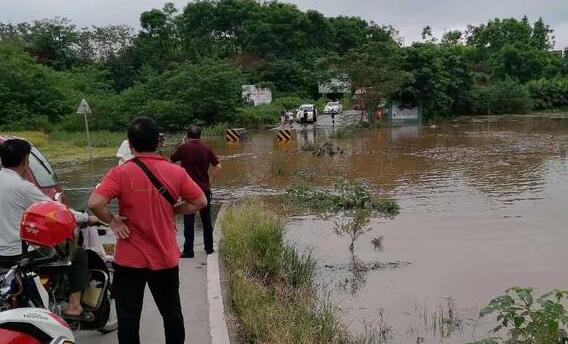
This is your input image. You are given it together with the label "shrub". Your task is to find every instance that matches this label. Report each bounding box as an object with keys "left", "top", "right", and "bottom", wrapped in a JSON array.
[
  {"left": 470, "top": 79, "right": 533, "bottom": 114},
  {"left": 527, "top": 78, "right": 568, "bottom": 110},
  {"left": 202, "top": 122, "right": 230, "bottom": 137},
  {"left": 473, "top": 288, "right": 568, "bottom": 344},
  {"left": 233, "top": 96, "right": 308, "bottom": 128},
  {"left": 286, "top": 179, "right": 399, "bottom": 217}
]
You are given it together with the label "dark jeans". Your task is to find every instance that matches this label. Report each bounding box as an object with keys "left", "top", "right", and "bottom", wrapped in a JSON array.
[
  {"left": 183, "top": 191, "right": 213, "bottom": 254},
  {"left": 113, "top": 264, "right": 184, "bottom": 344}
]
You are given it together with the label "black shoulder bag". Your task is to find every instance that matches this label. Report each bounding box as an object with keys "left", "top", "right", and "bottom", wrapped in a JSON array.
[{"left": 131, "top": 158, "right": 177, "bottom": 206}]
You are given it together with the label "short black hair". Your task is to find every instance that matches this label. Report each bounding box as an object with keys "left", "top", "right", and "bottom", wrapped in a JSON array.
[
  {"left": 127, "top": 116, "right": 160, "bottom": 153},
  {"left": 0, "top": 139, "right": 32, "bottom": 168},
  {"left": 187, "top": 124, "right": 202, "bottom": 139}
]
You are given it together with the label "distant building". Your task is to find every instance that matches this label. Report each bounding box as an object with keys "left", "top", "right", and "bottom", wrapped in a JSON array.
[{"left": 550, "top": 49, "right": 565, "bottom": 58}]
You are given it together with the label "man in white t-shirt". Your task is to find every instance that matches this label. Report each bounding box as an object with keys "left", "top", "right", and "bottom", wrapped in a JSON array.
[{"left": 116, "top": 139, "right": 132, "bottom": 165}]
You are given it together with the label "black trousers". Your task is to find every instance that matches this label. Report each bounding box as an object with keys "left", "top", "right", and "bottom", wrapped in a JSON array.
[
  {"left": 113, "top": 264, "right": 185, "bottom": 344},
  {"left": 183, "top": 191, "right": 213, "bottom": 253}
]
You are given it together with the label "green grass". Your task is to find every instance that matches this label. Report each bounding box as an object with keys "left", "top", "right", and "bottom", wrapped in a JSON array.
[
  {"left": 3, "top": 123, "right": 229, "bottom": 166},
  {"left": 1, "top": 130, "right": 123, "bottom": 165},
  {"left": 286, "top": 180, "right": 400, "bottom": 217},
  {"left": 220, "top": 201, "right": 359, "bottom": 344}
]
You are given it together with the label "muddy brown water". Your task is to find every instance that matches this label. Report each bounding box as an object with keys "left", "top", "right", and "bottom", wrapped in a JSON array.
[{"left": 60, "top": 113, "right": 568, "bottom": 343}]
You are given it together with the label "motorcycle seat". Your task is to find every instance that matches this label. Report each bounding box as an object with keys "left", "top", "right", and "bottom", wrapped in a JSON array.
[{"left": 32, "top": 260, "right": 72, "bottom": 275}]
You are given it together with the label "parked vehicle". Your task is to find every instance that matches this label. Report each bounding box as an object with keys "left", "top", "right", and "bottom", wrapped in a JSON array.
[
  {"left": 0, "top": 308, "right": 75, "bottom": 344},
  {"left": 324, "top": 101, "right": 342, "bottom": 115},
  {"left": 0, "top": 202, "right": 118, "bottom": 333},
  {"left": 0, "top": 135, "right": 65, "bottom": 202},
  {"left": 295, "top": 104, "right": 318, "bottom": 124}
]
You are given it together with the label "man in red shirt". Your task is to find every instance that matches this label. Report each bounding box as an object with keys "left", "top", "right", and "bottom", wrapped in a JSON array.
[
  {"left": 171, "top": 124, "right": 221, "bottom": 258},
  {"left": 88, "top": 117, "right": 207, "bottom": 344}
]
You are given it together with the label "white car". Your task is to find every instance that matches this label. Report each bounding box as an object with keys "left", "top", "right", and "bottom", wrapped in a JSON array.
[
  {"left": 324, "top": 102, "right": 342, "bottom": 115},
  {"left": 296, "top": 104, "right": 317, "bottom": 123}
]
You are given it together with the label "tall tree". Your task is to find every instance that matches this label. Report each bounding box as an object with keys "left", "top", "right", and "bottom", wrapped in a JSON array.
[
  {"left": 340, "top": 40, "right": 408, "bottom": 117},
  {"left": 531, "top": 17, "right": 554, "bottom": 50}
]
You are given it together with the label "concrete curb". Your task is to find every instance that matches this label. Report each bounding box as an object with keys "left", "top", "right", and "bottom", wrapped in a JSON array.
[{"left": 208, "top": 204, "right": 231, "bottom": 344}]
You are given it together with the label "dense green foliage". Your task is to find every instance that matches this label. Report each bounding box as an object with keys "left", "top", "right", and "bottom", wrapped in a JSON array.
[
  {"left": 1, "top": 2, "right": 567, "bottom": 130},
  {"left": 528, "top": 79, "right": 568, "bottom": 110},
  {"left": 472, "top": 287, "right": 568, "bottom": 344}
]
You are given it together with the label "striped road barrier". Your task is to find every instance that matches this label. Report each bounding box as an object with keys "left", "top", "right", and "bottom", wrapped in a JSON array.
[
  {"left": 277, "top": 129, "right": 293, "bottom": 142},
  {"left": 225, "top": 128, "right": 243, "bottom": 143}
]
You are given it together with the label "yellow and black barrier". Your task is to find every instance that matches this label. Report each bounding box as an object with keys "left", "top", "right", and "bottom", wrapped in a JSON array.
[
  {"left": 225, "top": 128, "right": 243, "bottom": 143},
  {"left": 277, "top": 129, "right": 293, "bottom": 142}
]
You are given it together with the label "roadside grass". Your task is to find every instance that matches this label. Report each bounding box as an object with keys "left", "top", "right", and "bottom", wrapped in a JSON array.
[
  {"left": 220, "top": 201, "right": 364, "bottom": 344},
  {"left": 1, "top": 130, "right": 123, "bottom": 165},
  {"left": 202, "top": 122, "right": 230, "bottom": 137},
  {"left": 286, "top": 180, "right": 399, "bottom": 217}
]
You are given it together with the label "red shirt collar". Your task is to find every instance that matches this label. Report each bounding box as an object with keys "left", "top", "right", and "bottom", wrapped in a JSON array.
[{"left": 133, "top": 152, "right": 166, "bottom": 161}]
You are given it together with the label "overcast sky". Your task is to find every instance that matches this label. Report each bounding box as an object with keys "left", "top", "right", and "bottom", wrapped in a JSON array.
[{"left": 0, "top": 0, "right": 566, "bottom": 49}]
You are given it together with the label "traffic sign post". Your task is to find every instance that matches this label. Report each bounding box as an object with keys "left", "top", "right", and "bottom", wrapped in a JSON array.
[{"left": 77, "top": 99, "right": 94, "bottom": 188}]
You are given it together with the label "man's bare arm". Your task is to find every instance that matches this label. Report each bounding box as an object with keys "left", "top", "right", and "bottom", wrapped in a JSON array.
[
  {"left": 88, "top": 193, "right": 130, "bottom": 239},
  {"left": 174, "top": 194, "right": 207, "bottom": 215}
]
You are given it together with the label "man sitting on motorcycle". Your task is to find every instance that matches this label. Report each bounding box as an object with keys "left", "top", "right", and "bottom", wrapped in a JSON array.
[{"left": 0, "top": 139, "right": 97, "bottom": 321}]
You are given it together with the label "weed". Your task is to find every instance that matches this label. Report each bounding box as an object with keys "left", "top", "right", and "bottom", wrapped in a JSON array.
[
  {"left": 286, "top": 179, "right": 400, "bottom": 217},
  {"left": 353, "top": 311, "right": 393, "bottom": 344},
  {"left": 269, "top": 162, "right": 286, "bottom": 176},
  {"left": 416, "top": 297, "right": 464, "bottom": 341},
  {"left": 371, "top": 236, "right": 384, "bottom": 251},
  {"left": 302, "top": 140, "right": 344, "bottom": 157}
]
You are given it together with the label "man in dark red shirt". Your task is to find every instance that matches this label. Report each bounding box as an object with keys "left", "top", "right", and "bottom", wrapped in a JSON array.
[
  {"left": 171, "top": 124, "right": 221, "bottom": 258},
  {"left": 88, "top": 117, "right": 207, "bottom": 344}
]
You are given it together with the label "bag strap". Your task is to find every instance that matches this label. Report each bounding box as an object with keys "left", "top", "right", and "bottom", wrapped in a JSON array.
[{"left": 131, "top": 158, "right": 177, "bottom": 206}]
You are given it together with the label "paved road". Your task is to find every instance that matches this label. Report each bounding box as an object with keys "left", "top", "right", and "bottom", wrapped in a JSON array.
[{"left": 77, "top": 214, "right": 215, "bottom": 344}]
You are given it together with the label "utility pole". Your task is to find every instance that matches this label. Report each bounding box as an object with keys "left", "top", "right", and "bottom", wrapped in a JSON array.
[{"left": 76, "top": 98, "right": 94, "bottom": 189}]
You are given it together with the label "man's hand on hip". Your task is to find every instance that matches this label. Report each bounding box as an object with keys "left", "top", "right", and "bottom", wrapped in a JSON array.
[{"left": 111, "top": 215, "right": 130, "bottom": 239}]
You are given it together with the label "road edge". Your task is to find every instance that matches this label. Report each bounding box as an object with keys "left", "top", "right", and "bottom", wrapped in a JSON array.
[{"left": 207, "top": 204, "right": 231, "bottom": 344}]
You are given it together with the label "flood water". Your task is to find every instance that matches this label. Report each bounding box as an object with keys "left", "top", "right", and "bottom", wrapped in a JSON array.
[{"left": 60, "top": 113, "right": 568, "bottom": 343}]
